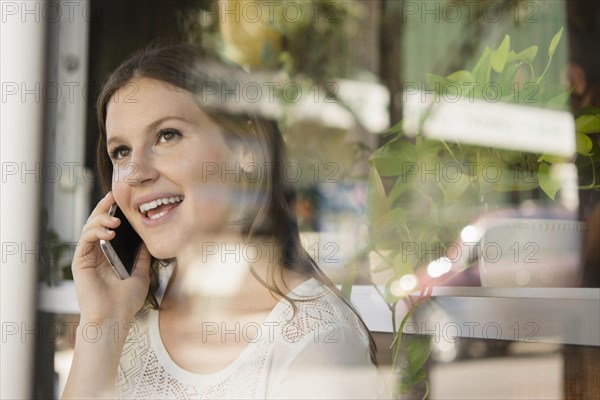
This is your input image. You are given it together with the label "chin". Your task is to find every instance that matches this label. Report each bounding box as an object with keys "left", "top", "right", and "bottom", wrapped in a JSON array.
[{"left": 146, "top": 243, "right": 177, "bottom": 261}]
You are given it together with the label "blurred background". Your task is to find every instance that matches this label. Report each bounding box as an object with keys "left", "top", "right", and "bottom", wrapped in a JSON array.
[{"left": 1, "top": 0, "right": 599, "bottom": 399}]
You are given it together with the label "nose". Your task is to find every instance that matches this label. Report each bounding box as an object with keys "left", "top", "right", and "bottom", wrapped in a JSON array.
[{"left": 120, "top": 151, "right": 159, "bottom": 186}]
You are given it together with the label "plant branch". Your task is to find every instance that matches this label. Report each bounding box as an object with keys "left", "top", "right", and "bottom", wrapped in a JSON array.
[
  {"left": 440, "top": 140, "right": 459, "bottom": 163},
  {"left": 422, "top": 380, "right": 430, "bottom": 400},
  {"left": 392, "top": 307, "right": 414, "bottom": 368}
]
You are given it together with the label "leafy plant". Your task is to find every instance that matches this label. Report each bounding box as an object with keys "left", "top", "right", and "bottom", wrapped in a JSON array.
[
  {"left": 40, "top": 209, "right": 73, "bottom": 284},
  {"left": 362, "top": 28, "right": 600, "bottom": 398}
]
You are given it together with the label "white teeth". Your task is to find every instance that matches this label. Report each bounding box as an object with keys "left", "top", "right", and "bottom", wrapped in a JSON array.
[
  {"left": 139, "top": 195, "right": 183, "bottom": 213},
  {"left": 149, "top": 208, "right": 169, "bottom": 220}
]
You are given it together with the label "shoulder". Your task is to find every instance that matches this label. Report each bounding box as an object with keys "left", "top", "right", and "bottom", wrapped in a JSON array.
[
  {"left": 273, "top": 278, "right": 371, "bottom": 363},
  {"left": 266, "top": 279, "right": 379, "bottom": 399}
]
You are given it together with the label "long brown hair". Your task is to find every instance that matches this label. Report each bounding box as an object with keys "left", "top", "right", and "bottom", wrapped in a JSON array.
[{"left": 96, "top": 43, "right": 377, "bottom": 365}]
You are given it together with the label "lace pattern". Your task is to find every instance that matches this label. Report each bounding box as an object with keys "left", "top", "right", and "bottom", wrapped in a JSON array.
[{"left": 115, "top": 273, "right": 371, "bottom": 399}]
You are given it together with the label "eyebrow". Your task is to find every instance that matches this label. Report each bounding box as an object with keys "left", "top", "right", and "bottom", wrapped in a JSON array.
[{"left": 107, "top": 116, "right": 190, "bottom": 147}]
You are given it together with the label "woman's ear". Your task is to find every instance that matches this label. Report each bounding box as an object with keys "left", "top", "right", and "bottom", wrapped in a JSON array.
[
  {"left": 228, "top": 140, "right": 261, "bottom": 227},
  {"left": 568, "top": 63, "right": 588, "bottom": 96},
  {"left": 239, "top": 147, "right": 255, "bottom": 173},
  {"left": 236, "top": 141, "right": 260, "bottom": 178}
]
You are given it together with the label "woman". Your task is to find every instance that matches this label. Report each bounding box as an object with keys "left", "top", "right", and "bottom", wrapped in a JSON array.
[{"left": 62, "top": 44, "right": 379, "bottom": 399}]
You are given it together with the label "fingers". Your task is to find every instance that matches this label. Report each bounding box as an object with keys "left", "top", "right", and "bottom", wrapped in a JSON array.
[
  {"left": 87, "top": 191, "right": 116, "bottom": 222},
  {"left": 74, "top": 192, "right": 121, "bottom": 269},
  {"left": 82, "top": 213, "right": 121, "bottom": 235},
  {"left": 81, "top": 192, "right": 119, "bottom": 235},
  {"left": 73, "top": 228, "right": 111, "bottom": 270}
]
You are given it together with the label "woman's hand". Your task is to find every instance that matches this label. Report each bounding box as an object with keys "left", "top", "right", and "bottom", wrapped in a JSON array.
[{"left": 71, "top": 191, "right": 151, "bottom": 325}]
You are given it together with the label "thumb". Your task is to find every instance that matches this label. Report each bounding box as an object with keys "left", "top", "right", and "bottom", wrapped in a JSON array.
[{"left": 131, "top": 243, "right": 152, "bottom": 280}]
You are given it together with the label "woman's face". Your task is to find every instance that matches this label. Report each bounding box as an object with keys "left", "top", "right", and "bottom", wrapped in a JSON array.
[{"left": 105, "top": 77, "right": 242, "bottom": 259}]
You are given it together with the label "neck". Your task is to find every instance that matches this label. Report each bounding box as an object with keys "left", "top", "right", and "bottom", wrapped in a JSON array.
[{"left": 161, "top": 234, "right": 287, "bottom": 318}]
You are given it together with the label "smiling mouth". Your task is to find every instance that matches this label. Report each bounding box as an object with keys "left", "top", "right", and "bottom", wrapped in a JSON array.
[{"left": 139, "top": 195, "right": 184, "bottom": 220}]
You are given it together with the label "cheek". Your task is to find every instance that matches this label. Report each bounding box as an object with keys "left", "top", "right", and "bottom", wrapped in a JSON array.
[
  {"left": 111, "top": 172, "right": 128, "bottom": 205},
  {"left": 110, "top": 174, "right": 138, "bottom": 222},
  {"left": 176, "top": 150, "right": 232, "bottom": 187}
]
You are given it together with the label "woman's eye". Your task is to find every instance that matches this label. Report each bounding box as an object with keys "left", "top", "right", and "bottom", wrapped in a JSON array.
[
  {"left": 109, "top": 146, "right": 130, "bottom": 160},
  {"left": 157, "top": 129, "right": 181, "bottom": 144}
]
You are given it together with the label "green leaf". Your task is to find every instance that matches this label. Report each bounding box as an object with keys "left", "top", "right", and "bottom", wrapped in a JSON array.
[
  {"left": 537, "top": 73, "right": 550, "bottom": 89},
  {"left": 538, "top": 153, "right": 567, "bottom": 163},
  {"left": 506, "top": 50, "right": 518, "bottom": 63},
  {"left": 366, "top": 166, "right": 389, "bottom": 226},
  {"left": 387, "top": 177, "right": 412, "bottom": 207},
  {"left": 341, "top": 272, "right": 355, "bottom": 298},
  {"left": 491, "top": 35, "right": 510, "bottom": 73},
  {"left": 406, "top": 336, "right": 432, "bottom": 374},
  {"left": 415, "top": 139, "right": 443, "bottom": 159},
  {"left": 508, "top": 45, "right": 538, "bottom": 64},
  {"left": 370, "top": 249, "right": 398, "bottom": 273},
  {"left": 370, "top": 140, "right": 417, "bottom": 177},
  {"left": 498, "top": 62, "right": 521, "bottom": 95},
  {"left": 507, "top": 46, "right": 538, "bottom": 66},
  {"left": 370, "top": 261, "right": 393, "bottom": 273},
  {"left": 386, "top": 119, "right": 404, "bottom": 135},
  {"left": 472, "top": 46, "right": 491, "bottom": 79},
  {"left": 443, "top": 173, "right": 472, "bottom": 202},
  {"left": 494, "top": 166, "right": 539, "bottom": 192},
  {"left": 575, "top": 114, "right": 600, "bottom": 134},
  {"left": 576, "top": 132, "right": 594, "bottom": 156},
  {"left": 538, "top": 162, "right": 561, "bottom": 200},
  {"left": 446, "top": 70, "right": 476, "bottom": 98},
  {"left": 370, "top": 156, "right": 406, "bottom": 177},
  {"left": 545, "top": 91, "right": 571, "bottom": 110},
  {"left": 425, "top": 73, "right": 450, "bottom": 93},
  {"left": 446, "top": 70, "right": 475, "bottom": 83},
  {"left": 548, "top": 27, "right": 564, "bottom": 57},
  {"left": 494, "top": 178, "right": 539, "bottom": 193},
  {"left": 371, "top": 208, "right": 407, "bottom": 240},
  {"left": 383, "top": 279, "right": 403, "bottom": 303},
  {"left": 393, "top": 254, "right": 415, "bottom": 278},
  {"left": 400, "top": 368, "right": 427, "bottom": 395},
  {"left": 422, "top": 196, "right": 439, "bottom": 224},
  {"left": 471, "top": 47, "right": 492, "bottom": 93}
]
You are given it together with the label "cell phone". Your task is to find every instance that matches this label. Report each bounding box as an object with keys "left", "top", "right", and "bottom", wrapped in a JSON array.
[{"left": 99, "top": 204, "right": 143, "bottom": 279}]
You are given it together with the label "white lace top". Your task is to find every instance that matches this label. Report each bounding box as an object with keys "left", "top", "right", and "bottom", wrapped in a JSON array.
[{"left": 115, "top": 264, "right": 380, "bottom": 399}]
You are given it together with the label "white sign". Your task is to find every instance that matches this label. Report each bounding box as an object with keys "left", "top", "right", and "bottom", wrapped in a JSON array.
[{"left": 403, "top": 91, "right": 576, "bottom": 157}]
